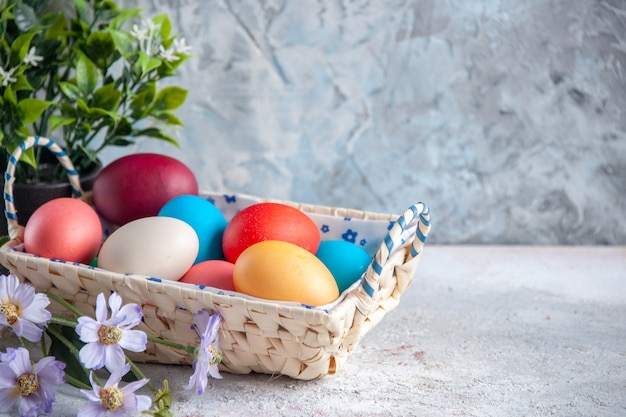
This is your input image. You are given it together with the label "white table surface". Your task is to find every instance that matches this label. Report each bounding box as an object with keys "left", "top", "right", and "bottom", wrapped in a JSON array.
[{"left": 3, "top": 245, "right": 625, "bottom": 416}]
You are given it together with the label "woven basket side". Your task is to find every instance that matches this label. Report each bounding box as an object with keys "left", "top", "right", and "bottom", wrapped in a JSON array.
[
  {"left": 326, "top": 202, "right": 431, "bottom": 364},
  {"left": 0, "top": 247, "right": 335, "bottom": 376},
  {"left": 0, "top": 204, "right": 428, "bottom": 380},
  {"left": 0, "top": 205, "right": 428, "bottom": 380},
  {"left": 326, "top": 247, "right": 405, "bottom": 350},
  {"left": 0, "top": 230, "right": 422, "bottom": 379}
]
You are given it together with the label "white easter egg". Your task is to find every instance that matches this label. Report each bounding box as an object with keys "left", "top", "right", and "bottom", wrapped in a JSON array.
[{"left": 98, "top": 216, "right": 199, "bottom": 281}]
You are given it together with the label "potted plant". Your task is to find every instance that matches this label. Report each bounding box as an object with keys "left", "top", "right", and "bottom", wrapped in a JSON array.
[{"left": 0, "top": 0, "right": 191, "bottom": 233}]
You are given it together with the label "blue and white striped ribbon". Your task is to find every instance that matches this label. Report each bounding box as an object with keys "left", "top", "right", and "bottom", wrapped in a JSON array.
[
  {"left": 3, "top": 136, "right": 83, "bottom": 238},
  {"left": 361, "top": 202, "right": 431, "bottom": 299}
]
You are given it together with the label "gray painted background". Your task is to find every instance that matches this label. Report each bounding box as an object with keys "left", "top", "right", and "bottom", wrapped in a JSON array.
[{"left": 105, "top": 0, "right": 626, "bottom": 245}]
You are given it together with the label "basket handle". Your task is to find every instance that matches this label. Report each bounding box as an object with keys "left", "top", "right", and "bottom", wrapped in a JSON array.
[
  {"left": 4, "top": 136, "right": 83, "bottom": 239},
  {"left": 356, "top": 202, "right": 431, "bottom": 313}
]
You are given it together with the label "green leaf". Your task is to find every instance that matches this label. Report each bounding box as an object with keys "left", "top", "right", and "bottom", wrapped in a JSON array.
[
  {"left": 59, "top": 81, "right": 82, "bottom": 101},
  {"left": 0, "top": 5, "right": 14, "bottom": 28},
  {"left": 76, "top": 98, "right": 90, "bottom": 117},
  {"left": 138, "top": 51, "right": 162, "bottom": 77},
  {"left": 129, "top": 81, "right": 156, "bottom": 118},
  {"left": 134, "top": 127, "right": 180, "bottom": 147},
  {"left": 73, "top": 0, "right": 88, "bottom": 24},
  {"left": 58, "top": 102, "right": 78, "bottom": 117},
  {"left": 92, "top": 83, "right": 122, "bottom": 112},
  {"left": 31, "top": 39, "right": 63, "bottom": 74},
  {"left": 15, "top": 125, "right": 31, "bottom": 138},
  {"left": 19, "top": 147, "right": 37, "bottom": 168},
  {"left": 77, "top": 145, "right": 98, "bottom": 163},
  {"left": 84, "top": 31, "right": 117, "bottom": 69},
  {"left": 111, "top": 116, "right": 133, "bottom": 137},
  {"left": 12, "top": 2, "right": 39, "bottom": 32},
  {"left": 11, "top": 74, "right": 35, "bottom": 93},
  {"left": 44, "top": 13, "right": 68, "bottom": 41},
  {"left": 153, "top": 14, "right": 172, "bottom": 40},
  {"left": 106, "top": 136, "right": 134, "bottom": 147},
  {"left": 109, "top": 29, "right": 135, "bottom": 58},
  {"left": 3, "top": 84, "right": 16, "bottom": 105},
  {"left": 49, "top": 115, "right": 76, "bottom": 133},
  {"left": 10, "top": 32, "right": 35, "bottom": 66},
  {"left": 153, "top": 111, "right": 183, "bottom": 126},
  {"left": 152, "top": 86, "right": 187, "bottom": 112},
  {"left": 159, "top": 54, "right": 190, "bottom": 76},
  {"left": 88, "top": 106, "right": 116, "bottom": 120},
  {"left": 76, "top": 55, "right": 99, "bottom": 96},
  {"left": 109, "top": 6, "right": 140, "bottom": 29},
  {"left": 77, "top": 121, "right": 92, "bottom": 134},
  {"left": 17, "top": 98, "right": 53, "bottom": 123}
]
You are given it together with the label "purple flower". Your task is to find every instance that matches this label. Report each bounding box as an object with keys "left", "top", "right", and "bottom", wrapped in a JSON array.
[
  {"left": 0, "top": 347, "right": 65, "bottom": 417},
  {"left": 0, "top": 274, "right": 51, "bottom": 342},
  {"left": 75, "top": 292, "right": 147, "bottom": 372},
  {"left": 184, "top": 310, "right": 223, "bottom": 395},
  {"left": 78, "top": 363, "right": 151, "bottom": 417}
]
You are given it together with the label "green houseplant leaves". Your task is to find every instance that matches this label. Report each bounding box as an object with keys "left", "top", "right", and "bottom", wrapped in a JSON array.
[{"left": 0, "top": 0, "right": 191, "bottom": 182}]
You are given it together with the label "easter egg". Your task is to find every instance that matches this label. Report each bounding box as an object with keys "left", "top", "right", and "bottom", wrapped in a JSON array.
[
  {"left": 233, "top": 240, "right": 339, "bottom": 306},
  {"left": 98, "top": 216, "right": 198, "bottom": 281},
  {"left": 158, "top": 195, "right": 227, "bottom": 263},
  {"left": 179, "top": 260, "right": 236, "bottom": 290},
  {"left": 316, "top": 240, "right": 372, "bottom": 293},
  {"left": 24, "top": 198, "right": 102, "bottom": 264},
  {"left": 92, "top": 153, "right": 198, "bottom": 226},
  {"left": 222, "top": 202, "right": 320, "bottom": 263}
]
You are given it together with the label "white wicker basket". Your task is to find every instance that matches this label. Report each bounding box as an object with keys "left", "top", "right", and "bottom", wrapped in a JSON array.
[{"left": 0, "top": 137, "right": 431, "bottom": 380}]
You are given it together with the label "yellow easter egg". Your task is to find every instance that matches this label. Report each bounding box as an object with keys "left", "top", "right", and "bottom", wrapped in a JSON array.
[{"left": 233, "top": 240, "right": 339, "bottom": 306}]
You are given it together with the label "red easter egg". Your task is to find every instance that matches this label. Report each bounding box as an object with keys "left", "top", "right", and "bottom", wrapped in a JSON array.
[
  {"left": 179, "top": 260, "right": 236, "bottom": 291},
  {"left": 222, "top": 202, "right": 321, "bottom": 263},
  {"left": 24, "top": 198, "right": 102, "bottom": 264},
  {"left": 92, "top": 153, "right": 198, "bottom": 226}
]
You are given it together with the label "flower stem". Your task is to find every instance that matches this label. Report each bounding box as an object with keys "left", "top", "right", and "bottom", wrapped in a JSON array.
[
  {"left": 44, "top": 324, "right": 80, "bottom": 359},
  {"left": 65, "top": 373, "right": 91, "bottom": 390},
  {"left": 45, "top": 292, "right": 84, "bottom": 317},
  {"left": 50, "top": 314, "right": 78, "bottom": 327},
  {"left": 147, "top": 335, "right": 196, "bottom": 355}
]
